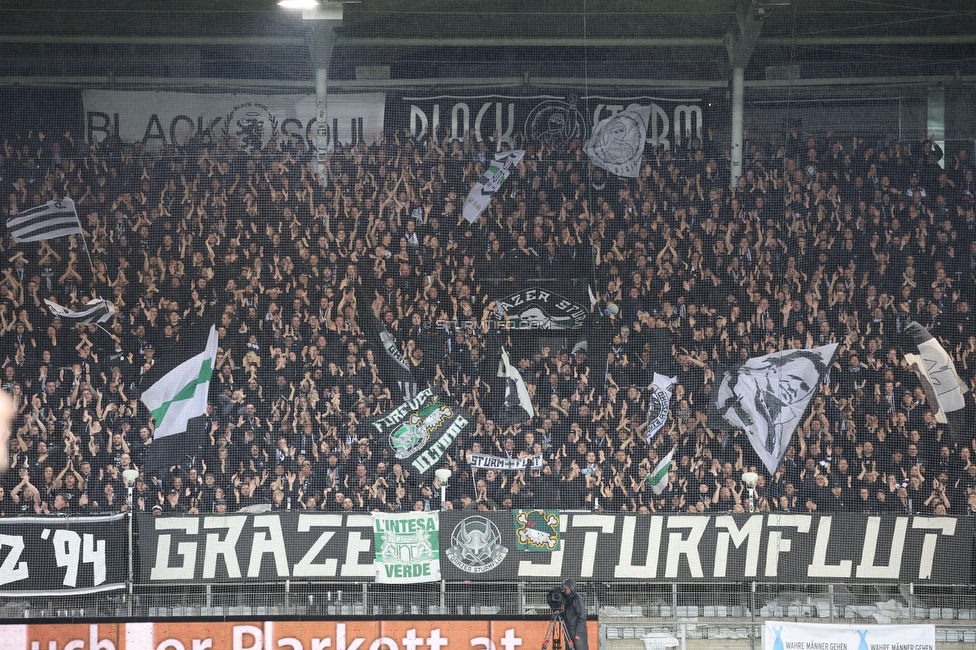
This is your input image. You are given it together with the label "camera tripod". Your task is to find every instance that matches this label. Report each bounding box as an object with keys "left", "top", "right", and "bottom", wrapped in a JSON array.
[{"left": 540, "top": 611, "right": 575, "bottom": 650}]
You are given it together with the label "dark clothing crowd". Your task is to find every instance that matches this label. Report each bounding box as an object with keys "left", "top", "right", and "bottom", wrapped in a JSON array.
[{"left": 1, "top": 124, "right": 976, "bottom": 518}]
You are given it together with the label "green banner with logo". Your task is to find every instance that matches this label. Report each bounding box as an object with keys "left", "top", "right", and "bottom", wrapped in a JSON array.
[
  {"left": 513, "top": 509, "right": 562, "bottom": 552},
  {"left": 373, "top": 511, "right": 441, "bottom": 583}
]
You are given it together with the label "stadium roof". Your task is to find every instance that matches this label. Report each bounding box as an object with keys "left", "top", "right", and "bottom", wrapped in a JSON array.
[{"left": 1, "top": 0, "right": 975, "bottom": 93}]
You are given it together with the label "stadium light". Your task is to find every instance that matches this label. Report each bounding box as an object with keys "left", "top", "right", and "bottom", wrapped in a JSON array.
[
  {"left": 278, "top": 0, "right": 319, "bottom": 9},
  {"left": 434, "top": 468, "right": 452, "bottom": 509},
  {"left": 742, "top": 472, "right": 758, "bottom": 513},
  {"left": 122, "top": 468, "right": 140, "bottom": 616}
]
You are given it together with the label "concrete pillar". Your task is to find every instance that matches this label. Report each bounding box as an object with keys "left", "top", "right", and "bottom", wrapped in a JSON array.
[{"left": 730, "top": 66, "right": 745, "bottom": 185}]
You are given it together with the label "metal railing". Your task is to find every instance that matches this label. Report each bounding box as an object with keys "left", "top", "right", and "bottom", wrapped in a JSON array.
[{"left": 4, "top": 580, "right": 976, "bottom": 625}]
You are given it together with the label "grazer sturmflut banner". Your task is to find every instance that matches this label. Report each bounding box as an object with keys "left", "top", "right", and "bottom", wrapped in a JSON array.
[
  {"left": 0, "top": 514, "right": 126, "bottom": 596},
  {"left": 389, "top": 93, "right": 704, "bottom": 151},
  {"left": 138, "top": 512, "right": 972, "bottom": 585},
  {"left": 82, "top": 90, "right": 386, "bottom": 150}
]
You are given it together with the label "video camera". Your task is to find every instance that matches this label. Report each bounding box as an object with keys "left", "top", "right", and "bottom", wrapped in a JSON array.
[{"left": 546, "top": 586, "right": 567, "bottom": 613}]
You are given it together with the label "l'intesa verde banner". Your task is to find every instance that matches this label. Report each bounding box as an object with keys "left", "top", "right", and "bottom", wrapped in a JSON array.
[{"left": 373, "top": 511, "right": 441, "bottom": 584}]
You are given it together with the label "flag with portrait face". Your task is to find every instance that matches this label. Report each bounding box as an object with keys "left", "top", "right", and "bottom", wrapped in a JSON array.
[
  {"left": 714, "top": 344, "right": 837, "bottom": 475},
  {"left": 585, "top": 105, "right": 651, "bottom": 178}
]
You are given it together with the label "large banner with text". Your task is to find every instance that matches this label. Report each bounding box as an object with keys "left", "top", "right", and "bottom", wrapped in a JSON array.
[
  {"left": 136, "top": 512, "right": 972, "bottom": 586},
  {"left": 0, "top": 620, "right": 601, "bottom": 650},
  {"left": 762, "top": 622, "right": 935, "bottom": 650},
  {"left": 386, "top": 93, "right": 705, "bottom": 152},
  {"left": 82, "top": 90, "right": 386, "bottom": 150},
  {"left": 0, "top": 514, "right": 126, "bottom": 596}
]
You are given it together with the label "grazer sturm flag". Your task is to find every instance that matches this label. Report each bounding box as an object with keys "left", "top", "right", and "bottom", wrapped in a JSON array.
[
  {"left": 905, "top": 321, "right": 967, "bottom": 421},
  {"left": 373, "top": 511, "right": 440, "bottom": 583},
  {"left": 44, "top": 298, "right": 116, "bottom": 326},
  {"left": 369, "top": 388, "right": 469, "bottom": 476},
  {"left": 714, "top": 343, "right": 837, "bottom": 476},
  {"left": 140, "top": 326, "right": 219, "bottom": 440},
  {"left": 647, "top": 448, "right": 675, "bottom": 495},
  {"left": 497, "top": 346, "right": 534, "bottom": 423},
  {"left": 7, "top": 197, "right": 83, "bottom": 242},
  {"left": 513, "top": 509, "right": 561, "bottom": 552},
  {"left": 645, "top": 373, "right": 677, "bottom": 442},
  {"left": 462, "top": 149, "right": 525, "bottom": 223},
  {"left": 585, "top": 105, "right": 652, "bottom": 178}
]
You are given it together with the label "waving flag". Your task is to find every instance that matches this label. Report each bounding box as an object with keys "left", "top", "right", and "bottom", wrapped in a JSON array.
[
  {"left": 904, "top": 321, "right": 967, "bottom": 422},
  {"left": 496, "top": 346, "right": 534, "bottom": 424},
  {"left": 378, "top": 324, "right": 419, "bottom": 401},
  {"left": 648, "top": 448, "right": 675, "bottom": 495},
  {"left": 585, "top": 105, "right": 651, "bottom": 178},
  {"left": 141, "top": 326, "right": 218, "bottom": 440},
  {"left": 7, "top": 198, "right": 83, "bottom": 242},
  {"left": 44, "top": 298, "right": 116, "bottom": 326},
  {"left": 714, "top": 344, "right": 837, "bottom": 476},
  {"left": 645, "top": 373, "right": 676, "bottom": 442},
  {"left": 462, "top": 150, "right": 525, "bottom": 223}
]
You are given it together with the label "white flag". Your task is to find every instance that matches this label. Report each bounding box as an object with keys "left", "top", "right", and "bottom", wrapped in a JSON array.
[
  {"left": 141, "top": 326, "right": 219, "bottom": 440},
  {"left": 645, "top": 373, "right": 677, "bottom": 442},
  {"left": 647, "top": 448, "right": 675, "bottom": 495},
  {"left": 498, "top": 346, "right": 534, "bottom": 422},
  {"left": 462, "top": 150, "right": 525, "bottom": 223},
  {"left": 7, "top": 198, "right": 83, "bottom": 243},
  {"left": 44, "top": 298, "right": 116, "bottom": 326},
  {"left": 905, "top": 321, "right": 967, "bottom": 418},
  {"left": 585, "top": 105, "right": 651, "bottom": 178},
  {"left": 715, "top": 344, "right": 837, "bottom": 476}
]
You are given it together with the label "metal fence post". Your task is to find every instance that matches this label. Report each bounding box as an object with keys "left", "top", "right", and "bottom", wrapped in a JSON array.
[
  {"left": 909, "top": 583, "right": 914, "bottom": 624},
  {"left": 751, "top": 582, "right": 757, "bottom": 650},
  {"left": 829, "top": 584, "right": 834, "bottom": 623}
]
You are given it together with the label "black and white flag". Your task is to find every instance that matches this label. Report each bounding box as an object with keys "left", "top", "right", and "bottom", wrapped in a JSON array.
[
  {"left": 7, "top": 198, "right": 83, "bottom": 242},
  {"left": 496, "top": 346, "right": 534, "bottom": 425},
  {"left": 585, "top": 105, "right": 651, "bottom": 178},
  {"left": 645, "top": 373, "right": 676, "bottom": 442},
  {"left": 44, "top": 298, "right": 116, "bottom": 326},
  {"left": 379, "top": 326, "right": 419, "bottom": 400},
  {"left": 462, "top": 150, "right": 525, "bottom": 223},
  {"left": 904, "top": 321, "right": 967, "bottom": 422},
  {"left": 714, "top": 344, "right": 837, "bottom": 475}
]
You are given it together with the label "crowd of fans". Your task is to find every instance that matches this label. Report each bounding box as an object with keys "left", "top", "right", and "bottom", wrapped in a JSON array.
[{"left": 1, "top": 121, "right": 976, "bottom": 518}]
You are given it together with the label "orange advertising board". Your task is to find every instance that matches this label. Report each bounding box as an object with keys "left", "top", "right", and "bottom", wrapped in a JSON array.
[{"left": 0, "top": 619, "right": 598, "bottom": 650}]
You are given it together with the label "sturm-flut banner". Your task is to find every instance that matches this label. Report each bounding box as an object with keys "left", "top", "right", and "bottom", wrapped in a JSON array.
[
  {"left": 82, "top": 90, "right": 386, "bottom": 151},
  {"left": 389, "top": 94, "right": 704, "bottom": 152},
  {"left": 139, "top": 512, "right": 972, "bottom": 585},
  {"left": 0, "top": 514, "right": 126, "bottom": 596}
]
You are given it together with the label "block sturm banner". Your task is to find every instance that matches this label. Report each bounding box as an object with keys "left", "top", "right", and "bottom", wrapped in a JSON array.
[
  {"left": 0, "top": 514, "right": 126, "bottom": 596},
  {"left": 390, "top": 93, "right": 705, "bottom": 152},
  {"left": 138, "top": 511, "right": 972, "bottom": 585}
]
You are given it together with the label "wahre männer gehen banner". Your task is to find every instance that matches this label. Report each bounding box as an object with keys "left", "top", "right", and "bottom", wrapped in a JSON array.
[
  {"left": 762, "top": 622, "right": 934, "bottom": 650},
  {"left": 137, "top": 512, "right": 972, "bottom": 585}
]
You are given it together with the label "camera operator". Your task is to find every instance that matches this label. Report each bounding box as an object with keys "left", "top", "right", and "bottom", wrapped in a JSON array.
[{"left": 559, "top": 580, "right": 587, "bottom": 650}]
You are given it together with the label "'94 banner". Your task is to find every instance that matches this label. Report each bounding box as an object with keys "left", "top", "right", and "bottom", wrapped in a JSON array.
[{"left": 0, "top": 514, "right": 125, "bottom": 596}]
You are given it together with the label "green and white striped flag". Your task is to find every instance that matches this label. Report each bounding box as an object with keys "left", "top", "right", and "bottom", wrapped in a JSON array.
[
  {"left": 647, "top": 448, "right": 675, "bottom": 495},
  {"left": 141, "top": 326, "right": 218, "bottom": 440}
]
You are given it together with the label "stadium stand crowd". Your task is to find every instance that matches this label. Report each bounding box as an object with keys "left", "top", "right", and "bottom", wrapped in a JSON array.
[{"left": 1, "top": 124, "right": 976, "bottom": 518}]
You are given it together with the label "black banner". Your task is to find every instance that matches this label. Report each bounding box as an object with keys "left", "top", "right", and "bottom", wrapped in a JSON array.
[
  {"left": 0, "top": 514, "right": 126, "bottom": 596},
  {"left": 140, "top": 511, "right": 973, "bottom": 585},
  {"left": 139, "top": 512, "right": 377, "bottom": 584},
  {"left": 386, "top": 93, "right": 705, "bottom": 152}
]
